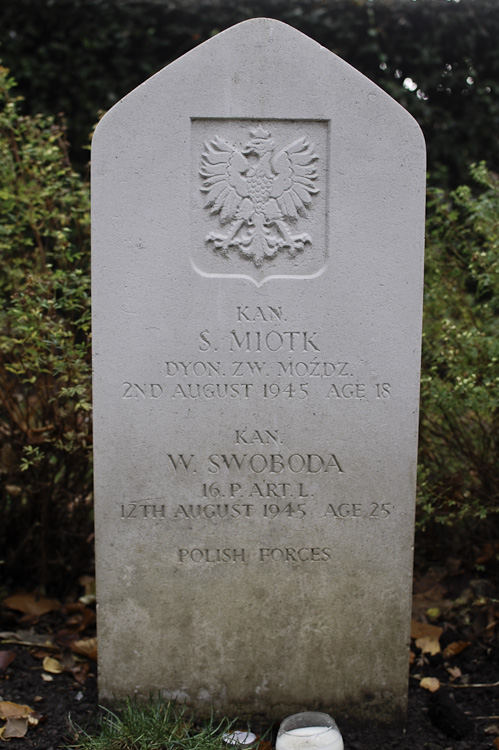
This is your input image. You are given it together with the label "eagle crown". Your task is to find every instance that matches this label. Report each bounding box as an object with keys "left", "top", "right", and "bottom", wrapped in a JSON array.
[{"left": 242, "top": 126, "right": 276, "bottom": 156}]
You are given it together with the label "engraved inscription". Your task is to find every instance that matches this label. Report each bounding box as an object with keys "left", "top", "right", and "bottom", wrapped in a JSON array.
[
  {"left": 199, "top": 127, "right": 319, "bottom": 267},
  {"left": 117, "top": 297, "right": 397, "bottom": 550},
  {"left": 121, "top": 303, "right": 394, "bottom": 402},
  {"left": 259, "top": 547, "right": 331, "bottom": 562},
  {"left": 120, "top": 500, "right": 395, "bottom": 523},
  {"left": 175, "top": 548, "right": 333, "bottom": 564},
  {"left": 178, "top": 548, "right": 247, "bottom": 563},
  {"left": 118, "top": 427, "right": 395, "bottom": 530},
  {"left": 206, "top": 452, "right": 343, "bottom": 474}
]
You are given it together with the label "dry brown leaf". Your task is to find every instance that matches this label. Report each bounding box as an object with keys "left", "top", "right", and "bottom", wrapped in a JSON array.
[
  {"left": 420, "top": 677, "right": 440, "bottom": 692},
  {"left": 0, "top": 630, "right": 55, "bottom": 647},
  {"left": 493, "top": 737, "right": 499, "bottom": 750},
  {"left": 71, "top": 661, "right": 90, "bottom": 684},
  {"left": 42, "top": 655, "right": 63, "bottom": 674},
  {"left": 411, "top": 619, "right": 443, "bottom": 641},
  {"left": 415, "top": 635, "right": 441, "bottom": 655},
  {"left": 0, "top": 701, "right": 39, "bottom": 740},
  {"left": 71, "top": 636, "right": 97, "bottom": 661},
  {"left": 0, "top": 651, "right": 15, "bottom": 673},
  {"left": 3, "top": 592, "right": 60, "bottom": 616},
  {"left": 0, "top": 702, "right": 35, "bottom": 720},
  {"left": 0, "top": 716, "right": 29, "bottom": 739},
  {"left": 442, "top": 640, "right": 470, "bottom": 658},
  {"left": 63, "top": 602, "right": 96, "bottom": 631}
]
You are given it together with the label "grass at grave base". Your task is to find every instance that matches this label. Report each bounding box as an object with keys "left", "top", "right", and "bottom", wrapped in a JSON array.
[{"left": 66, "top": 696, "right": 259, "bottom": 750}]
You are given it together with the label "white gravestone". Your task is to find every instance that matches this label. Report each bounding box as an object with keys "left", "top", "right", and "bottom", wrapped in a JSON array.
[{"left": 92, "top": 18, "right": 425, "bottom": 723}]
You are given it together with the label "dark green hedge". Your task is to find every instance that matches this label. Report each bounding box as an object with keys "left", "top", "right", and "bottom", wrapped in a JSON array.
[{"left": 0, "top": 0, "right": 498, "bottom": 184}]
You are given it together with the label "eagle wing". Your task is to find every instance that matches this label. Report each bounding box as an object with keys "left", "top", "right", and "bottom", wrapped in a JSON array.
[
  {"left": 269, "top": 137, "right": 319, "bottom": 220},
  {"left": 199, "top": 137, "right": 250, "bottom": 224}
]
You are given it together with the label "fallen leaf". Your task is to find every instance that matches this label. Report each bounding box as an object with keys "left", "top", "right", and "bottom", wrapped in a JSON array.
[
  {"left": 1, "top": 716, "right": 29, "bottom": 739},
  {"left": 442, "top": 640, "right": 470, "bottom": 658},
  {"left": 42, "top": 656, "right": 63, "bottom": 674},
  {"left": 0, "top": 651, "right": 15, "bottom": 672},
  {"left": 0, "top": 701, "right": 39, "bottom": 740},
  {"left": 63, "top": 602, "right": 96, "bottom": 631},
  {"left": 3, "top": 592, "right": 60, "bottom": 616},
  {"left": 71, "top": 636, "right": 97, "bottom": 661},
  {"left": 447, "top": 665, "right": 462, "bottom": 680},
  {"left": 493, "top": 738, "right": 499, "bottom": 750},
  {"left": 411, "top": 619, "right": 443, "bottom": 641},
  {"left": 0, "top": 702, "right": 36, "bottom": 720},
  {"left": 0, "top": 630, "right": 55, "bottom": 647},
  {"left": 41, "top": 673, "right": 54, "bottom": 682},
  {"left": 415, "top": 635, "right": 441, "bottom": 655},
  {"left": 71, "top": 661, "right": 90, "bottom": 684},
  {"left": 420, "top": 677, "right": 440, "bottom": 692}
]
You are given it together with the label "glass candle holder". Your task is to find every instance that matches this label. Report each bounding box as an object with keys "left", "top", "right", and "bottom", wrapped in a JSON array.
[{"left": 276, "top": 712, "right": 343, "bottom": 750}]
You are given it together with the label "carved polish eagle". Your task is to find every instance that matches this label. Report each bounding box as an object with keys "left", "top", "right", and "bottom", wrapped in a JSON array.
[{"left": 199, "top": 126, "right": 319, "bottom": 267}]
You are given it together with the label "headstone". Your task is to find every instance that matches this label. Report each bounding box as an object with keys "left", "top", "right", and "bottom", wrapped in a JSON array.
[{"left": 92, "top": 18, "right": 425, "bottom": 723}]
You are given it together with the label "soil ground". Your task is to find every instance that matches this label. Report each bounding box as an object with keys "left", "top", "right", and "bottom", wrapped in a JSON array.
[{"left": 1, "top": 558, "right": 498, "bottom": 750}]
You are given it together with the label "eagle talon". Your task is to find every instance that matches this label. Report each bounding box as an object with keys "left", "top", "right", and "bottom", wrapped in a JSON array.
[
  {"left": 294, "top": 233, "right": 312, "bottom": 245},
  {"left": 207, "top": 233, "right": 231, "bottom": 255},
  {"left": 287, "top": 233, "right": 311, "bottom": 256}
]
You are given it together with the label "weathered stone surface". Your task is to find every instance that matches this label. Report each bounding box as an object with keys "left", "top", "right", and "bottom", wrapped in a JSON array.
[{"left": 92, "top": 18, "right": 425, "bottom": 722}]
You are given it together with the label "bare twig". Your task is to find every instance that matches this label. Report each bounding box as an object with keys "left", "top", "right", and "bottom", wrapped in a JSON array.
[
  {"left": 453, "top": 681, "right": 499, "bottom": 689},
  {"left": 474, "top": 716, "right": 499, "bottom": 720}
]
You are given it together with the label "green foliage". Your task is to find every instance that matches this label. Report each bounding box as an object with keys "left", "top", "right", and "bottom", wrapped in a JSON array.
[
  {"left": 67, "top": 697, "right": 245, "bottom": 750},
  {"left": 0, "top": 0, "right": 498, "bottom": 184},
  {"left": 418, "top": 162, "right": 499, "bottom": 532},
  {"left": 0, "top": 66, "right": 92, "bottom": 591}
]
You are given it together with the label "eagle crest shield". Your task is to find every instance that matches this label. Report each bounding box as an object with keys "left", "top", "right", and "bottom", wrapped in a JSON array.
[{"left": 199, "top": 127, "right": 320, "bottom": 267}]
